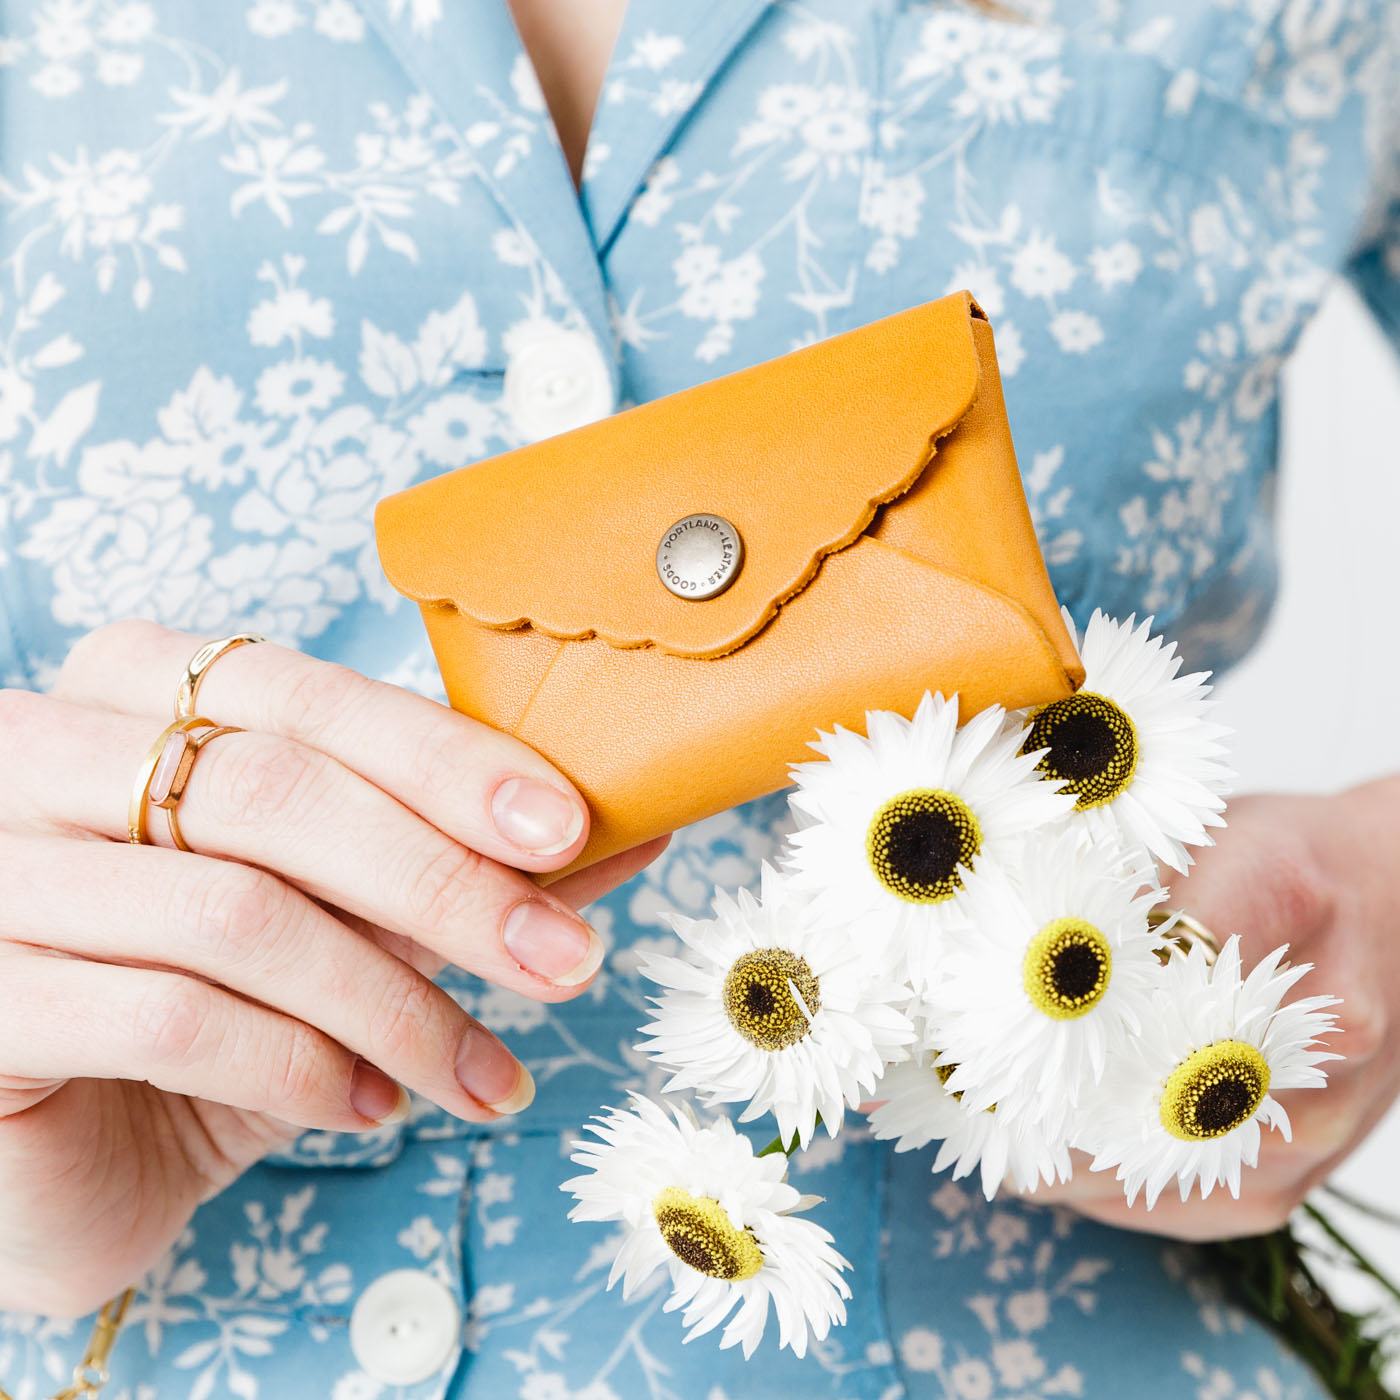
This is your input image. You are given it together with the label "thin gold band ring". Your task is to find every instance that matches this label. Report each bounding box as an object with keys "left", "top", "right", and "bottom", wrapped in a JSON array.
[
  {"left": 127, "top": 716, "right": 242, "bottom": 848},
  {"left": 174, "top": 632, "right": 266, "bottom": 721},
  {"left": 1148, "top": 907, "right": 1222, "bottom": 965}
]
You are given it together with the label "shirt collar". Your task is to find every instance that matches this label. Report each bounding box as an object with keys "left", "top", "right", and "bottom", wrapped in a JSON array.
[
  {"left": 580, "top": 0, "right": 776, "bottom": 255},
  {"left": 354, "top": 0, "right": 612, "bottom": 352},
  {"left": 354, "top": 0, "right": 774, "bottom": 342}
]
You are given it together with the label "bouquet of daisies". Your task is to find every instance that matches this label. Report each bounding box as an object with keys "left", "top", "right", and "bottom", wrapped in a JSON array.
[{"left": 561, "top": 612, "right": 1342, "bottom": 1359}]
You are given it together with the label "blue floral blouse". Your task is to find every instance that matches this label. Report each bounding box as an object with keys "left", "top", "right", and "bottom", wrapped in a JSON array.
[{"left": 1, "top": 1, "right": 1397, "bottom": 1397}]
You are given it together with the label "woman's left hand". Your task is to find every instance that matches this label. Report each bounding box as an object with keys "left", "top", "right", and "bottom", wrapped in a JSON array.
[{"left": 1036, "top": 779, "right": 1400, "bottom": 1239}]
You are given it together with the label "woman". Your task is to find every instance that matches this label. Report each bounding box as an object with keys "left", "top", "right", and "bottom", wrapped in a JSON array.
[{"left": 0, "top": 0, "right": 1395, "bottom": 1395}]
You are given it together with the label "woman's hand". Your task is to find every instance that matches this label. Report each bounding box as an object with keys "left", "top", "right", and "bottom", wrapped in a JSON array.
[
  {"left": 0, "top": 620, "right": 667, "bottom": 1317},
  {"left": 1038, "top": 781, "right": 1398, "bottom": 1239}
]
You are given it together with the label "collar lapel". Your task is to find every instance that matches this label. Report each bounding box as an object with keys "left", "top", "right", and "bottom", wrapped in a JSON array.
[
  {"left": 581, "top": 0, "right": 776, "bottom": 257},
  {"left": 354, "top": 0, "right": 612, "bottom": 349}
]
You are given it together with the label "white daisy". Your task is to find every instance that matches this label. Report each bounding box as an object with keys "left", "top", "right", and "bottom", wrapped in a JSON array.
[
  {"left": 784, "top": 692, "right": 1074, "bottom": 993},
  {"left": 561, "top": 1095, "right": 850, "bottom": 1358},
  {"left": 1075, "top": 936, "right": 1341, "bottom": 1207},
  {"left": 1020, "top": 610, "right": 1232, "bottom": 872},
  {"left": 867, "top": 1052, "right": 1072, "bottom": 1200},
  {"left": 928, "top": 830, "right": 1164, "bottom": 1136},
  {"left": 638, "top": 866, "right": 914, "bottom": 1148}
]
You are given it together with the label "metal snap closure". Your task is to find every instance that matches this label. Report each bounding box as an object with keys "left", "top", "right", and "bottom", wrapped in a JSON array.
[{"left": 656, "top": 514, "right": 744, "bottom": 600}]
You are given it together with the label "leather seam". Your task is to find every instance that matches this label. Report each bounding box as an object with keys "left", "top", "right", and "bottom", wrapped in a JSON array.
[
  {"left": 507, "top": 635, "right": 570, "bottom": 737},
  {"left": 407, "top": 383, "right": 981, "bottom": 661},
  {"left": 867, "top": 536, "right": 1084, "bottom": 693}
]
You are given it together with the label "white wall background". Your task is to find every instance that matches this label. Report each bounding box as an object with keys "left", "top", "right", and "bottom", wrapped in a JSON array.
[{"left": 1211, "top": 280, "right": 1400, "bottom": 1351}]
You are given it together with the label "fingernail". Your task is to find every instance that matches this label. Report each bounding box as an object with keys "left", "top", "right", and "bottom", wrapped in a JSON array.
[
  {"left": 502, "top": 900, "right": 601, "bottom": 985},
  {"left": 491, "top": 777, "right": 585, "bottom": 856},
  {"left": 349, "top": 1060, "right": 410, "bottom": 1126},
  {"left": 455, "top": 1028, "right": 535, "bottom": 1115}
]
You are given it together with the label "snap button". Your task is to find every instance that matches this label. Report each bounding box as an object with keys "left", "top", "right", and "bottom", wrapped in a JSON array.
[
  {"left": 656, "top": 513, "right": 744, "bottom": 600},
  {"left": 348, "top": 1268, "right": 460, "bottom": 1385},
  {"left": 502, "top": 324, "right": 614, "bottom": 443}
]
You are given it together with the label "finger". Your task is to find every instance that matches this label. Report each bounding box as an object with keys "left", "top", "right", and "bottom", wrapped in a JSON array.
[
  {"left": 1058, "top": 1187, "right": 1297, "bottom": 1241},
  {"left": 51, "top": 621, "right": 590, "bottom": 873},
  {"left": 1160, "top": 802, "right": 1335, "bottom": 957},
  {"left": 549, "top": 834, "right": 672, "bottom": 910},
  {"left": 4, "top": 693, "right": 605, "bottom": 999},
  {"left": 0, "top": 944, "right": 414, "bottom": 1132},
  {"left": 0, "top": 834, "right": 532, "bottom": 1120}
]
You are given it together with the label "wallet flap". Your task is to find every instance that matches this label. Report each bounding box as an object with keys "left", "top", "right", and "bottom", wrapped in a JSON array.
[{"left": 375, "top": 293, "right": 984, "bottom": 660}]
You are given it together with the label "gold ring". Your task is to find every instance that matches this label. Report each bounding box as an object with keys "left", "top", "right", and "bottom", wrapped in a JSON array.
[
  {"left": 175, "top": 633, "right": 266, "bottom": 720},
  {"left": 1148, "top": 907, "right": 1221, "bottom": 965},
  {"left": 128, "top": 717, "right": 242, "bottom": 849}
]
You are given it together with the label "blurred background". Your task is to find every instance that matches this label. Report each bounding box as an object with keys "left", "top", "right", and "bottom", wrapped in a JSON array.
[{"left": 1213, "top": 279, "right": 1400, "bottom": 1357}]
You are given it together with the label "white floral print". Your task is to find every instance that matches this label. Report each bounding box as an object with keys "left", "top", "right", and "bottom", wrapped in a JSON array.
[{"left": 2, "top": 0, "right": 1395, "bottom": 1394}]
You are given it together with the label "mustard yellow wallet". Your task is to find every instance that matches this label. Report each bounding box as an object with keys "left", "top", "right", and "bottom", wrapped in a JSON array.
[{"left": 375, "top": 292, "right": 1083, "bottom": 877}]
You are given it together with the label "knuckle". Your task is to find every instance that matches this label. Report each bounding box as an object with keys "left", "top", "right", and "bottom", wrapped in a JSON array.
[
  {"left": 404, "top": 720, "right": 477, "bottom": 811},
  {"left": 206, "top": 733, "right": 325, "bottom": 829},
  {"left": 403, "top": 840, "right": 488, "bottom": 934},
  {"left": 277, "top": 661, "right": 373, "bottom": 746},
  {"left": 130, "top": 977, "right": 214, "bottom": 1067},
  {"left": 1340, "top": 998, "right": 1386, "bottom": 1063},
  {"left": 1247, "top": 838, "right": 1335, "bottom": 941},
  {"left": 182, "top": 867, "right": 287, "bottom": 968},
  {"left": 0, "top": 686, "right": 45, "bottom": 743},
  {"left": 368, "top": 973, "right": 446, "bottom": 1062},
  {"left": 261, "top": 1022, "right": 331, "bottom": 1113},
  {"left": 58, "top": 620, "right": 167, "bottom": 688}
]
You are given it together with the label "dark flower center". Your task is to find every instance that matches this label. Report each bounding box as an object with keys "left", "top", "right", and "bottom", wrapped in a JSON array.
[
  {"left": 866, "top": 788, "right": 982, "bottom": 903},
  {"left": 1023, "top": 691, "right": 1138, "bottom": 809},
  {"left": 1022, "top": 917, "right": 1113, "bottom": 1020},
  {"left": 722, "top": 948, "right": 820, "bottom": 1051},
  {"left": 652, "top": 1187, "right": 763, "bottom": 1281},
  {"left": 1159, "top": 1040, "right": 1271, "bottom": 1141}
]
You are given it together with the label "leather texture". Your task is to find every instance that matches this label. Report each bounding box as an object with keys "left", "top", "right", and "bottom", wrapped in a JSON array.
[{"left": 376, "top": 292, "right": 1084, "bottom": 876}]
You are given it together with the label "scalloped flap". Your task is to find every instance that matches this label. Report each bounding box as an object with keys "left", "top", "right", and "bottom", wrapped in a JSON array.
[{"left": 375, "top": 293, "right": 983, "bottom": 660}]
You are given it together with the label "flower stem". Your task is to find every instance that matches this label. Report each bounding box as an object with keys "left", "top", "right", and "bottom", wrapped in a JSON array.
[{"left": 1203, "top": 1209, "right": 1398, "bottom": 1400}]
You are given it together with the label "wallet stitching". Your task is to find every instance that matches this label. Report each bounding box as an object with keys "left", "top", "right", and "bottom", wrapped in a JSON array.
[
  {"left": 456, "top": 414, "right": 965, "bottom": 661},
  {"left": 380, "top": 296, "right": 986, "bottom": 661}
]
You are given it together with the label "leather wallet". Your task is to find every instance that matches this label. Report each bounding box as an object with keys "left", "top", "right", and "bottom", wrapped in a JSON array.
[{"left": 376, "top": 292, "right": 1083, "bottom": 878}]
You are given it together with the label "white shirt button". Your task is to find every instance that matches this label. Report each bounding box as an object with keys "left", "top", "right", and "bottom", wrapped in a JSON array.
[
  {"left": 348, "top": 1268, "right": 461, "bottom": 1386},
  {"left": 503, "top": 324, "right": 614, "bottom": 443}
]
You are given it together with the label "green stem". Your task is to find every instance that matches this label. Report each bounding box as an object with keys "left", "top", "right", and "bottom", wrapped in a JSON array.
[
  {"left": 1203, "top": 1212, "right": 1399, "bottom": 1400},
  {"left": 1322, "top": 1184, "right": 1400, "bottom": 1233},
  {"left": 1304, "top": 1202, "right": 1400, "bottom": 1310}
]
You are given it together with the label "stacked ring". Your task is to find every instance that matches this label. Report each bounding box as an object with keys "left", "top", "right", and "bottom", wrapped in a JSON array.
[
  {"left": 127, "top": 716, "right": 242, "bottom": 849},
  {"left": 1147, "top": 907, "right": 1222, "bottom": 965},
  {"left": 174, "top": 632, "right": 266, "bottom": 720}
]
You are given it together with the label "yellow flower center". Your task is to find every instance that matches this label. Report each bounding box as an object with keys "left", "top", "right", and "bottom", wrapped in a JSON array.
[
  {"left": 866, "top": 788, "right": 982, "bottom": 903},
  {"left": 1022, "top": 917, "right": 1113, "bottom": 1020},
  {"left": 934, "top": 1058, "right": 994, "bottom": 1113},
  {"left": 651, "top": 1187, "right": 764, "bottom": 1281},
  {"left": 1159, "top": 1039, "right": 1271, "bottom": 1141},
  {"left": 722, "top": 949, "right": 820, "bottom": 1052},
  {"left": 1023, "top": 691, "right": 1138, "bottom": 809},
  {"left": 933, "top": 1059, "right": 964, "bottom": 1101}
]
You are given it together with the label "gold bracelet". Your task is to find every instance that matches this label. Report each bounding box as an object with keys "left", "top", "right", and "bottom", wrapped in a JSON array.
[{"left": 0, "top": 1287, "right": 134, "bottom": 1400}]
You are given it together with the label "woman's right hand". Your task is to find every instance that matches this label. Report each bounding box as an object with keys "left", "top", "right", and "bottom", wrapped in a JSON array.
[{"left": 0, "top": 620, "right": 668, "bottom": 1318}]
